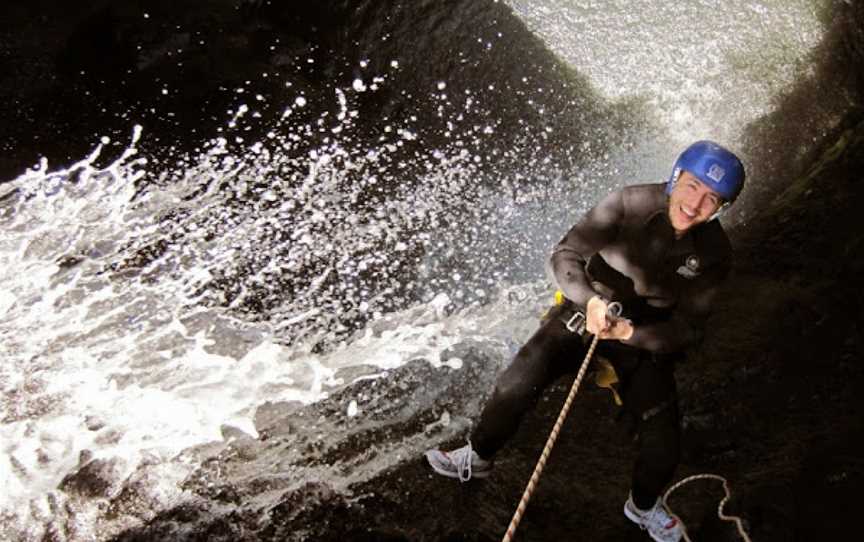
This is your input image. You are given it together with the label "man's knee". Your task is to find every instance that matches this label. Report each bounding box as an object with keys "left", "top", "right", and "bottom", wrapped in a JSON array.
[
  {"left": 491, "top": 345, "right": 548, "bottom": 406},
  {"left": 492, "top": 367, "right": 540, "bottom": 407}
]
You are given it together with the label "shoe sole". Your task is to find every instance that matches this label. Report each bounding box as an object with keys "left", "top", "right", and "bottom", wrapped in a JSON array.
[{"left": 623, "top": 501, "right": 644, "bottom": 526}]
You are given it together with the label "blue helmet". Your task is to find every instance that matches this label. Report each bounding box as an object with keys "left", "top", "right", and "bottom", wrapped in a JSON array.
[{"left": 665, "top": 140, "right": 745, "bottom": 203}]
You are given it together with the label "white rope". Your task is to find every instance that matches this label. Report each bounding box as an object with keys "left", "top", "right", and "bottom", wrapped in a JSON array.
[{"left": 663, "top": 473, "right": 753, "bottom": 542}]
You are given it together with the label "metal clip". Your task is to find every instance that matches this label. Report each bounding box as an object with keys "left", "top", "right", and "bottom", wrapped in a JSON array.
[
  {"left": 563, "top": 301, "right": 623, "bottom": 335},
  {"left": 565, "top": 311, "right": 586, "bottom": 334}
]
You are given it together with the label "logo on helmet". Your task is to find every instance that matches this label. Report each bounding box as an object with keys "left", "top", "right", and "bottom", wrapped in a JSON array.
[{"left": 706, "top": 164, "right": 726, "bottom": 183}]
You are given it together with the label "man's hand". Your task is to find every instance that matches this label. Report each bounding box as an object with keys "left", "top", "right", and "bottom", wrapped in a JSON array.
[
  {"left": 585, "top": 295, "right": 634, "bottom": 341},
  {"left": 599, "top": 317, "right": 634, "bottom": 341}
]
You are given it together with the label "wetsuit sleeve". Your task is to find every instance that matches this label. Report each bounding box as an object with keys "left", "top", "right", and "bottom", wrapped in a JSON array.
[
  {"left": 547, "top": 189, "right": 625, "bottom": 308},
  {"left": 622, "top": 261, "right": 731, "bottom": 353}
]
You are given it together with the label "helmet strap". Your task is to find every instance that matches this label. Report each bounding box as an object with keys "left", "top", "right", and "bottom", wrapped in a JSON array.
[
  {"left": 709, "top": 202, "right": 731, "bottom": 222},
  {"left": 667, "top": 167, "right": 682, "bottom": 194}
]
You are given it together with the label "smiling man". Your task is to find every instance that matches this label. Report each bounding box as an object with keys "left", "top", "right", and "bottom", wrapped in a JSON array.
[{"left": 425, "top": 141, "right": 745, "bottom": 542}]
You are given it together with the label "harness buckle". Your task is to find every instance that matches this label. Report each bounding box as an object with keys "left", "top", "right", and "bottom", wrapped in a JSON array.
[
  {"left": 565, "top": 311, "right": 587, "bottom": 334},
  {"left": 563, "top": 301, "right": 623, "bottom": 335}
]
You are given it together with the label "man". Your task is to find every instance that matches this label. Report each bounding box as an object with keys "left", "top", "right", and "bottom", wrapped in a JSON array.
[{"left": 425, "top": 141, "right": 745, "bottom": 542}]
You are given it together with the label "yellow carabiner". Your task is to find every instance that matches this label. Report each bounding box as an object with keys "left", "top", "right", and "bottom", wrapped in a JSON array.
[{"left": 554, "top": 290, "right": 565, "bottom": 305}]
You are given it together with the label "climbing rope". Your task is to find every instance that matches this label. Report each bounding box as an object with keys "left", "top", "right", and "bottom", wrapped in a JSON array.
[
  {"left": 500, "top": 331, "right": 754, "bottom": 542},
  {"left": 501, "top": 334, "right": 601, "bottom": 542},
  {"left": 663, "top": 473, "right": 752, "bottom": 542}
]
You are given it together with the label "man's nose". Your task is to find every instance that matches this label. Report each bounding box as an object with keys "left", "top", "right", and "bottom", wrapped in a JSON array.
[
  {"left": 688, "top": 192, "right": 708, "bottom": 211},
  {"left": 683, "top": 191, "right": 700, "bottom": 207}
]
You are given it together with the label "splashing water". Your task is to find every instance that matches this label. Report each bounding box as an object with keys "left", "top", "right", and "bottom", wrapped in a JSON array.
[{"left": 0, "top": 69, "right": 591, "bottom": 538}]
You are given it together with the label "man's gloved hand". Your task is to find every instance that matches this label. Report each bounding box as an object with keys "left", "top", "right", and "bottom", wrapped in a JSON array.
[{"left": 586, "top": 295, "right": 634, "bottom": 341}]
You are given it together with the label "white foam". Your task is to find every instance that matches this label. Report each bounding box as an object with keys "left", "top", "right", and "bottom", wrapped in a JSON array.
[{"left": 0, "top": 287, "right": 15, "bottom": 316}]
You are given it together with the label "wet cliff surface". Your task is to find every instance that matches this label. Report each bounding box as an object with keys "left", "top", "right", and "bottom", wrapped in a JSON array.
[
  {"left": 109, "top": 115, "right": 864, "bottom": 540},
  {"left": 3, "top": 1, "right": 864, "bottom": 541},
  {"left": 103, "top": 103, "right": 864, "bottom": 541},
  {"left": 110, "top": 5, "right": 864, "bottom": 540},
  {"left": 2, "top": 0, "right": 620, "bottom": 182}
]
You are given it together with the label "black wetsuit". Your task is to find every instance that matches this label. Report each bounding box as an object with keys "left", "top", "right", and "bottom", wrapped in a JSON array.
[{"left": 470, "top": 183, "right": 732, "bottom": 509}]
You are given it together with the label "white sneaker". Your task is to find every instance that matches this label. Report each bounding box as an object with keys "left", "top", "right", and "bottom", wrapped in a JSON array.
[
  {"left": 624, "top": 494, "right": 684, "bottom": 542},
  {"left": 425, "top": 441, "right": 491, "bottom": 482}
]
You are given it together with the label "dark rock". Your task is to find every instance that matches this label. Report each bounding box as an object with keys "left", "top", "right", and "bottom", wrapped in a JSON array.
[
  {"left": 85, "top": 415, "right": 106, "bottom": 431},
  {"left": 219, "top": 423, "right": 256, "bottom": 442},
  {"left": 253, "top": 400, "right": 304, "bottom": 435},
  {"left": 60, "top": 457, "right": 126, "bottom": 499},
  {"left": 77, "top": 449, "right": 94, "bottom": 466}
]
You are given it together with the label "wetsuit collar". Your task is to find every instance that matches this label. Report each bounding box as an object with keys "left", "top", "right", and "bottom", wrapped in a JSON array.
[{"left": 644, "top": 207, "right": 696, "bottom": 254}]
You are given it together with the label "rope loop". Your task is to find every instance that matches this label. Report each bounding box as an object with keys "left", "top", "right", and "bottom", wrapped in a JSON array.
[{"left": 663, "top": 474, "right": 753, "bottom": 542}]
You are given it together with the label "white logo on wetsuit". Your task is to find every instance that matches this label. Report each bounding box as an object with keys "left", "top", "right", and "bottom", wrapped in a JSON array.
[{"left": 676, "top": 255, "right": 701, "bottom": 279}]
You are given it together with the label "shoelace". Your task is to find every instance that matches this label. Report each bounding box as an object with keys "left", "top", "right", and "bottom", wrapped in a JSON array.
[{"left": 454, "top": 441, "right": 476, "bottom": 482}]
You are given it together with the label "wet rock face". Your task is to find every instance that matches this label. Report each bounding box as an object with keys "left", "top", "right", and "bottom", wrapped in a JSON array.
[
  {"left": 106, "top": 103, "right": 864, "bottom": 542},
  {"left": 100, "top": 342, "right": 504, "bottom": 541},
  {"left": 4, "top": 0, "right": 612, "bottom": 181},
  {"left": 3, "top": 0, "right": 282, "bottom": 178},
  {"left": 734, "top": 1, "right": 864, "bottom": 225},
  {"left": 228, "top": 342, "right": 501, "bottom": 476},
  {"left": 257, "top": 482, "right": 351, "bottom": 541}
]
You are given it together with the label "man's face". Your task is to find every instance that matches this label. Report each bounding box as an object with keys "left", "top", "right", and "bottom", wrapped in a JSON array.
[{"left": 668, "top": 171, "right": 723, "bottom": 235}]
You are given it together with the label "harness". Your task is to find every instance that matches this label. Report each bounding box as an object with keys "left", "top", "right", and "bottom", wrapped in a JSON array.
[
  {"left": 554, "top": 290, "right": 623, "bottom": 336},
  {"left": 549, "top": 290, "right": 674, "bottom": 421}
]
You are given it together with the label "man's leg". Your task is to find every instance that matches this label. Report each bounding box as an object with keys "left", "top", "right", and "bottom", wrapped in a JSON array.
[
  {"left": 426, "top": 307, "right": 586, "bottom": 480},
  {"left": 471, "top": 306, "right": 587, "bottom": 459},
  {"left": 620, "top": 353, "right": 681, "bottom": 509},
  {"left": 613, "top": 353, "right": 684, "bottom": 541}
]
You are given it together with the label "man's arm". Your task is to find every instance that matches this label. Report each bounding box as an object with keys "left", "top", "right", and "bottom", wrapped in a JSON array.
[{"left": 548, "top": 189, "right": 624, "bottom": 308}]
